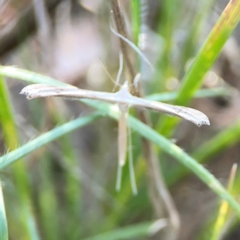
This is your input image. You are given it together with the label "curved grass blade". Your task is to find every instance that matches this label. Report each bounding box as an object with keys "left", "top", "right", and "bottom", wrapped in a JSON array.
[
  {"left": 84, "top": 221, "right": 154, "bottom": 240},
  {"left": 0, "top": 112, "right": 101, "bottom": 169},
  {"left": 0, "top": 66, "right": 68, "bottom": 87},
  {"left": 126, "top": 114, "right": 240, "bottom": 218},
  {"left": 193, "top": 119, "right": 240, "bottom": 162},
  {"left": 0, "top": 77, "right": 40, "bottom": 240},
  {"left": 146, "top": 87, "right": 230, "bottom": 102},
  {"left": 131, "top": 0, "right": 140, "bottom": 45}
]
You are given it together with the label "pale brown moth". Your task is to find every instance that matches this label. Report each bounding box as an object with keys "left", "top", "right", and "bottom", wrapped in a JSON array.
[
  {"left": 20, "top": 82, "right": 210, "bottom": 165},
  {"left": 20, "top": 83, "right": 210, "bottom": 126}
]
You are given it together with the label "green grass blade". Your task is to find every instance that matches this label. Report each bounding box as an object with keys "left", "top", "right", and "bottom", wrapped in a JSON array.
[
  {"left": 131, "top": 0, "right": 140, "bottom": 45},
  {"left": 0, "top": 66, "right": 69, "bottom": 87},
  {"left": 0, "top": 181, "right": 8, "bottom": 240},
  {"left": 126, "top": 116, "right": 240, "bottom": 217},
  {"left": 193, "top": 119, "right": 240, "bottom": 161},
  {"left": 84, "top": 221, "right": 153, "bottom": 240},
  {"left": 146, "top": 87, "right": 229, "bottom": 101},
  {"left": 0, "top": 76, "right": 39, "bottom": 240},
  {"left": 0, "top": 112, "right": 101, "bottom": 169}
]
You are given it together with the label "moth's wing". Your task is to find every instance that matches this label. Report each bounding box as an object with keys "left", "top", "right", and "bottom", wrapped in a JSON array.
[
  {"left": 20, "top": 84, "right": 76, "bottom": 99},
  {"left": 130, "top": 97, "right": 210, "bottom": 127},
  {"left": 20, "top": 84, "right": 118, "bottom": 102},
  {"left": 169, "top": 105, "right": 210, "bottom": 126},
  {"left": 20, "top": 84, "right": 210, "bottom": 127}
]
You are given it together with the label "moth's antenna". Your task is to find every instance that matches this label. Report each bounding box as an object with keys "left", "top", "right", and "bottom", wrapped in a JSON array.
[
  {"left": 113, "top": 52, "right": 123, "bottom": 92},
  {"left": 99, "top": 59, "right": 121, "bottom": 87},
  {"left": 110, "top": 17, "right": 154, "bottom": 71}
]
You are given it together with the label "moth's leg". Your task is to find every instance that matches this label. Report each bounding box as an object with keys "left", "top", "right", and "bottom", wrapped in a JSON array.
[{"left": 118, "top": 103, "right": 128, "bottom": 166}]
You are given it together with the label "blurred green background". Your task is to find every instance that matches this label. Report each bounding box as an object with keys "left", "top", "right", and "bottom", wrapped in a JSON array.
[{"left": 0, "top": 0, "right": 240, "bottom": 239}]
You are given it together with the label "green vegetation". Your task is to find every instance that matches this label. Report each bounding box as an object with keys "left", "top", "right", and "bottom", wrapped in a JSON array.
[{"left": 0, "top": 1, "right": 240, "bottom": 239}]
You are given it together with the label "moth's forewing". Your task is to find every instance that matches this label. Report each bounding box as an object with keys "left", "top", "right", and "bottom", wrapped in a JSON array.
[
  {"left": 20, "top": 84, "right": 77, "bottom": 99},
  {"left": 20, "top": 84, "right": 120, "bottom": 102},
  {"left": 127, "top": 96, "right": 210, "bottom": 127}
]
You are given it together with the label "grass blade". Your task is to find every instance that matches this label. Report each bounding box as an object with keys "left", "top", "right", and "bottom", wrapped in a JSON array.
[
  {"left": 84, "top": 221, "right": 153, "bottom": 240},
  {"left": 0, "top": 76, "right": 39, "bottom": 240},
  {"left": 0, "top": 66, "right": 69, "bottom": 87},
  {"left": 0, "top": 112, "right": 101, "bottom": 169},
  {"left": 146, "top": 87, "right": 230, "bottom": 102},
  {"left": 131, "top": 0, "right": 140, "bottom": 45}
]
